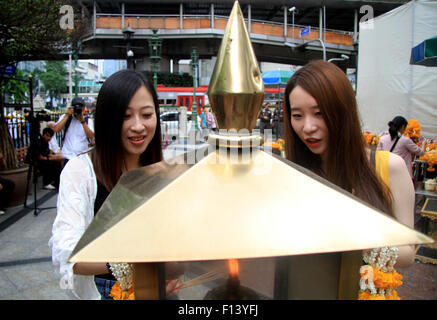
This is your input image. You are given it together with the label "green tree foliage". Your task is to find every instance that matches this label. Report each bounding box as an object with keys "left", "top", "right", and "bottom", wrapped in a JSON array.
[
  {"left": 0, "top": 0, "right": 87, "bottom": 170},
  {"left": 0, "top": 0, "right": 88, "bottom": 67},
  {"left": 0, "top": 69, "right": 32, "bottom": 170},
  {"left": 2, "top": 69, "right": 30, "bottom": 103},
  {"left": 39, "top": 61, "right": 68, "bottom": 108}
]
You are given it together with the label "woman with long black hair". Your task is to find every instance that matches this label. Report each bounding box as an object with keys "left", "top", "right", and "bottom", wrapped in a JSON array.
[{"left": 49, "top": 70, "right": 173, "bottom": 299}]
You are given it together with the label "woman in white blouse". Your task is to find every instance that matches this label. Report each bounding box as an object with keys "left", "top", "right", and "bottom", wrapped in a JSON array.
[{"left": 49, "top": 70, "right": 165, "bottom": 299}]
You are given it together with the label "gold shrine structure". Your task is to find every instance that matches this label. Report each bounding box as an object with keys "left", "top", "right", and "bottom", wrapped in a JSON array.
[{"left": 69, "top": 1, "right": 433, "bottom": 300}]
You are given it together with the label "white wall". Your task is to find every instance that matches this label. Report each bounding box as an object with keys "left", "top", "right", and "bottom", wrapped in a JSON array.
[{"left": 356, "top": 0, "right": 437, "bottom": 138}]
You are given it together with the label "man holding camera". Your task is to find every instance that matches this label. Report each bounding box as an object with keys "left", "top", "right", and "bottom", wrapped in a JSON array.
[{"left": 52, "top": 97, "right": 94, "bottom": 165}]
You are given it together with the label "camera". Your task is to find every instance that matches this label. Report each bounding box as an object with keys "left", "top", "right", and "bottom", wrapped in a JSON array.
[
  {"left": 73, "top": 104, "right": 83, "bottom": 115},
  {"left": 71, "top": 97, "right": 84, "bottom": 115},
  {"left": 25, "top": 110, "right": 51, "bottom": 123},
  {"left": 35, "top": 111, "right": 51, "bottom": 122}
]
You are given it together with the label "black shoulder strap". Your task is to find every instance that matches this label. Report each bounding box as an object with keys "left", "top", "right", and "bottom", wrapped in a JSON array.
[
  {"left": 62, "top": 115, "right": 73, "bottom": 143},
  {"left": 370, "top": 149, "right": 376, "bottom": 169},
  {"left": 389, "top": 135, "right": 401, "bottom": 152}
]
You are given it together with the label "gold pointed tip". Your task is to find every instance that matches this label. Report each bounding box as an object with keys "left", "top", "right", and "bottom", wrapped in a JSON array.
[
  {"left": 207, "top": 0, "right": 264, "bottom": 132},
  {"left": 230, "top": 1, "right": 243, "bottom": 20}
]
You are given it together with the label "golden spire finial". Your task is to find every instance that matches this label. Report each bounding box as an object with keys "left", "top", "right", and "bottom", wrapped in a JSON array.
[{"left": 207, "top": 1, "right": 265, "bottom": 147}]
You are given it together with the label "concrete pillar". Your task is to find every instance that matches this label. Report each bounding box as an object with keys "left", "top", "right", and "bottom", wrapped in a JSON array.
[
  {"left": 199, "top": 58, "right": 216, "bottom": 86},
  {"left": 211, "top": 4, "right": 214, "bottom": 28},
  {"left": 122, "top": 3, "right": 125, "bottom": 28},
  {"left": 284, "top": 6, "right": 287, "bottom": 38},
  {"left": 172, "top": 59, "right": 180, "bottom": 73},
  {"left": 93, "top": 0, "right": 96, "bottom": 35},
  {"left": 319, "top": 8, "right": 323, "bottom": 39},
  {"left": 180, "top": 4, "right": 183, "bottom": 29},
  {"left": 354, "top": 9, "right": 358, "bottom": 43},
  {"left": 323, "top": 6, "right": 326, "bottom": 44}
]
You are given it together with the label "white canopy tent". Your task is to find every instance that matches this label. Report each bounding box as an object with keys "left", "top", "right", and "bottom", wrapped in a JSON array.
[{"left": 356, "top": 0, "right": 437, "bottom": 138}]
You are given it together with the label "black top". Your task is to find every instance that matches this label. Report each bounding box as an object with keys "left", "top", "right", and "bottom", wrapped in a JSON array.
[
  {"left": 260, "top": 108, "right": 272, "bottom": 122},
  {"left": 94, "top": 180, "right": 116, "bottom": 281},
  {"left": 273, "top": 107, "right": 284, "bottom": 122},
  {"left": 36, "top": 136, "right": 50, "bottom": 158},
  {"left": 94, "top": 180, "right": 110, "bottom": 216}
]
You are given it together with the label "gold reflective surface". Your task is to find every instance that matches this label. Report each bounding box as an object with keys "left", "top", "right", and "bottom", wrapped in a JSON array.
[
  {"left": 70, "top": 153, "right": 194, "bottom": 260},
  {"left": 207, "top": 131, "right": 264, "bottom": 149},
  {"left": 69, "top": 149, "right": 433, "bottom": 263},
  {"left": 207, "top": 1, "right": 265, "bottom": 132}
]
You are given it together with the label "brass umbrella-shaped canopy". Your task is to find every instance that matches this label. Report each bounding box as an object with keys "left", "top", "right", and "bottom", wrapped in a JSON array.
[{"left": 69, "top": 148, "right": 432, "bottom": 263}]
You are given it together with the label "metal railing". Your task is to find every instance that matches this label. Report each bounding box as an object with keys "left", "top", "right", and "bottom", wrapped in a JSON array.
[
  {"left": 4, "top": 111, "right": 66, "bottom": 155},
  {"left": 92, "top": 13, "right": 354, "bottom": 46}
]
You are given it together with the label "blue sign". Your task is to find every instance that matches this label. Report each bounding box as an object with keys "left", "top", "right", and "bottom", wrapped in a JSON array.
[
  {"left": 300, "top": 26, "right": 311, "bottom": 38},
  {"left": 0, "top": 65, "right": 16, "bottom": 75}
]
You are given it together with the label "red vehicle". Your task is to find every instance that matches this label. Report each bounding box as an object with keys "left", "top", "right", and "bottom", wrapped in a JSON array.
[{"left": 157, "top": 84, "right": 284, "bottom": 112}]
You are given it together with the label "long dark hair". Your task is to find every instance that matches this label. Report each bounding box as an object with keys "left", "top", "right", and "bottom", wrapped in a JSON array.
[
  {"left": 388, "top": 116, "right": 408, "bottom": 140},
  {"left": 283, "top": 60, "right": 393, "bottom": 217},
  {"left": 92, "top": 70, "right": 163, "bottom": 191}
]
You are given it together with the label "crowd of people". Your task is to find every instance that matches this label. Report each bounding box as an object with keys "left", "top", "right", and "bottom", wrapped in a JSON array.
[
  {"left": 0, "top": 60, "right": 430, "bottom": 300},
  {"left": 258, "top": 103, "right": 284, "bottom": 140}
]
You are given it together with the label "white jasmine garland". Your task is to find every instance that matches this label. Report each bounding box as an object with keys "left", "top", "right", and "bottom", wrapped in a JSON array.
[
  {"left": 363, "top": 247, "right": 399, "bottom": 272},
  {"left": 375, "top": 247, "right": 389, "bottom": 270},
  {"left": 363, "top": 248, "right": 378, "bottom": 265},
  {"left": 359, "top": 265, "right": 377, "bottom": 295},
  {"left": 109, "top": 263, "right": 133, "bottom": 291}
]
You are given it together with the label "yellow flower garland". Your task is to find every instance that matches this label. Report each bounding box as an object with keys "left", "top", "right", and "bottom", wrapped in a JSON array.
[
  {"left": 419, "top": 139, "right": 437, "bottom": 172},
  {"left": 403, "top": 119, "right": 421, "bottom": 141},
  {"left": 262, "top": 139, "right": 285, "bottom": 151},
  {"left": 107, "top": 262, "right": 135, "bottom": 300},
  {"left": 358, "top": 289, "right": 400, "bottom": 300},
  {"left": 361, "top": 267, "right": 403, "bottom": 290},
  {"left": 358, "top": 247, "right": 403, "bottom": 300},
  {"left": 109, "top": 281, "right": 135, "bottom": 300},
  {"left": 363, "top": 132, "right": 380, "bottom": 145}
]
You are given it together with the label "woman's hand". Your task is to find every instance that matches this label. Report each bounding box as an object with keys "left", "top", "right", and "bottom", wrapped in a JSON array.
[{"left": 166, "top": 278, "right": 182, "bottom": 298}]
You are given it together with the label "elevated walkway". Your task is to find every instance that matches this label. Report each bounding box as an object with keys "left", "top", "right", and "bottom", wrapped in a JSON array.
[
  {"left": 93, "top": 15, "right": 353, "bottom": 47},
  {"left": 80, "top": 14, "right": 355, "bottom": 64}
]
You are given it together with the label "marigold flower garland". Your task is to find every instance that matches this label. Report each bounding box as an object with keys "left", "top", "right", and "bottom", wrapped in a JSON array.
[
  {"left": 402, "top": 120, "right": 437, "bottom": 172},
  {"left": 263, "top": 139, "right": 286, "bottom": 158},
  {"left": 108, "top": 263, "right": 135, "bottom": 300},
  {"left": 420, "top": 151, "right": 437, "bottom": 172},
  {"left": 358, "top": 247, "right": 402, "bottom": 300},
  {"left": 419, "top": 138, "right": 437, "bottom": 172},
  {"left": 403, "top": 119, "right": 421, "bottom": 141},
  {"left": 263, "top": 139, "right": 285, "bottom": 151},
  {"left": 363, "top": 131, "right": 380, "bottom": 145}
]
